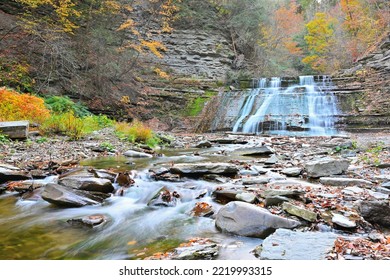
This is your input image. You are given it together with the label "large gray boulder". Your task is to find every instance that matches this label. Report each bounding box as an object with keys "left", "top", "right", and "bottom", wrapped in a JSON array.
[
  {"left": 215, "top": 201, "right": 301, "bottom": 238},
  {"left": 359, "top": 200, "right": 390, "bottom": 227},
  {"left": 258, "top": 229, "right": 338, "bottom": 260},
  {"left": 41, "top": 183, "right": 107, "bottom": 207},
  {"left": 170, "top": 163, "right": 239, "bottom": 177},
  {"left": 304, "top": 158, "right": 350, "bottom": 178}
]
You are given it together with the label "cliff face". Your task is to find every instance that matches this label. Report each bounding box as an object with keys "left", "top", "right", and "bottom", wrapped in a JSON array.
[
  {"left": 0, "top": 1, "right": 235, "bottom": 130},
  {"left": 332, "top": 33, "right": 390, "bottom": 131}
]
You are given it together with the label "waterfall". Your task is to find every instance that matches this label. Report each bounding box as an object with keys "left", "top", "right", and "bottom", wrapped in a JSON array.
[{"left": 232, "top": 75, "right": 339, "bottom": 136}]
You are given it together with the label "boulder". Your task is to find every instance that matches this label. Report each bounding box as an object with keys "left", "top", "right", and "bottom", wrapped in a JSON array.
[
  {"left": 41, "top": 183, "right": 106, "bottom": 207},
  {"left": 359, "top": 200, "right": 390, "bottom": 227},
  {"left": 258, "top": 229, "right": 338, "bottom": 260},
  {"left": 282, "top": 202, "right": 318, "bottom": 222},
  {"left": 215, "top": 201, "right": 301, "bottom": 238},
  {"left": 59, "top": 177, "right": 114, "bottom": 193},
  {"left": 0, "top": 120, "right": 29, "bottom": 139},
  {"left": 147, "top": 187, "right": 180, "bottom": 207},
  {"left": 304, "top": 158, "right": 350, "bottom": 178},
  {"left": 319, "top": 177, "right": 372, "bottom": 187},
  {"left": 331, "top": 213, "right": 356, "bottom": 228},
  {"left": 195, "top": 141, "right": 212, "bottom": 148},
  {"left": 170, "top": 163, "right": 239, "bottom": 177},
  {"left": 123, "top": 150, "right": 153, "bottom": 158},
  {"left": 281, "top": 167, "right": 302, "bottom": 177},
  {"left": 67, "top": 214, "right": 108, "bottom": 228}
]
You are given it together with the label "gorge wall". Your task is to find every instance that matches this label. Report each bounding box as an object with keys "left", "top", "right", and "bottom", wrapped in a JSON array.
[{"left": 331, "top": 33, "right": 390, "bottom": 132}]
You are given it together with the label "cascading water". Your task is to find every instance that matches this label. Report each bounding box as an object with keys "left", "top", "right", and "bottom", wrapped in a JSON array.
[{"left": 233, "top": 75, "right": 339, "bottom": 136}]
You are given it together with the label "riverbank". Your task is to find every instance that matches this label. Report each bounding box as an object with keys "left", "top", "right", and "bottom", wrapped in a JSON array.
[{"left": 0, "top": 129, "right": 389, "bottom": 260}]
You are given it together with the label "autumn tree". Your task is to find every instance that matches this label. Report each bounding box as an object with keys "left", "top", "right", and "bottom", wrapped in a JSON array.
[
  {"left": 260, "top": 0, "right": 305, "bottom": 75},
  {"left": 340, "top": 0, "right": 389, "bottom": 60},
  {"left": 302, "top": 12, "right": 337, "bottom": 73}
]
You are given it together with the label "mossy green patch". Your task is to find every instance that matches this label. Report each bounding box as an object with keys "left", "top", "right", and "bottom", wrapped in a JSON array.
[{"left": 183, "top": 91, "right": 217, "bottom": 117}]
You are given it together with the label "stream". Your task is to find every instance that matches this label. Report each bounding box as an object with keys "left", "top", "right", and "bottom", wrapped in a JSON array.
[{"left": 0, "top": 144, "right": 264, "bottom": 260}]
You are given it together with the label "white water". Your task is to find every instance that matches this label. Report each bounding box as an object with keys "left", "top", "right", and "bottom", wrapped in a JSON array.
[{"left": 234, "top": 75, "right": 339, "bottom": 136}]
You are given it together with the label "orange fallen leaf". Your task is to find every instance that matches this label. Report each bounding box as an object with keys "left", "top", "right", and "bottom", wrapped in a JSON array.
[{"left": 127, "top": 240, "right": 137, "bottom": 246}]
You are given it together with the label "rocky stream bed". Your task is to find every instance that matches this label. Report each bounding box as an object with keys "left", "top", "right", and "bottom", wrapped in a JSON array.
[{"left": 0, "top": 129, "right": 389, "bottom": 260}]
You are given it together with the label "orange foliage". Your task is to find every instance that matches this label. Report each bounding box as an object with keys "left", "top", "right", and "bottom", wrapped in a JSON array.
[{"left": 0, "top": 87, "right": 50, "bottom": 124}]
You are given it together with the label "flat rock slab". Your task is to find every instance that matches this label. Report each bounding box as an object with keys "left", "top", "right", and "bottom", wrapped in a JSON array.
[
  {"left": 304, "top": 157, "right": 350, "bottom": 178},
  {"left": 259, "top": 229, "right": 338, "bottom": 260},
  {"left": 262, "top": 189, "right": 305, "bottom": 198},
  {"left": 282, "top": 202, "right": 318, "bottom": 222},
  {"left": 320, "top": 177, "right": 372, "bottom": 187},
  {"left": 170, "top": 163, "right": 239, "bottom": 176},
  {"left": 42, "top": 183, "right": 105, "bottom": 207},
  {"left": 215, "top": 201, "right": 301, "bottom": 238},
  {"left": 0, "top": 166, "right": 31, "bottom": 184},
  {"left": 332, "top": 213, "right": 356, "bottom": 228},
  {"left": 59, "top": 177, "right": 114, "bottom": 193},
  {"left": 0, "top": 120, "right": 29, "bottom": 139},
  {"left": 210, "top": 139, "right": 248, "bottom": 145},
  {"left": 233, "top": 146, "right": 274, "bottom": 157},
  {"left": 242, "top": 177, "right": 270, "bottom": 185}
]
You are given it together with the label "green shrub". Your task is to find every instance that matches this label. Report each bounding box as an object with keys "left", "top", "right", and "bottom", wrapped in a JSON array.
[
  {"left": 45, "top": 96, "right": 90, "bottom": 117},
  {"left": 82, "top": 114, "right": 114, "bottom": 134},
  {"left": 0, "top": 133, "right": 10, "bottom": 144},
  {"left": 99, "top": 142, "right": 115, "bottom": 152}
]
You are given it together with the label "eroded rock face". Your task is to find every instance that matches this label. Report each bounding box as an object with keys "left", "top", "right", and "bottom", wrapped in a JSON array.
[
  {"left": 304, "top": 158, "right": 350, "bottom": 178},
  {"left": 215, "top": 201, "right": 301, "bottom": 238}
]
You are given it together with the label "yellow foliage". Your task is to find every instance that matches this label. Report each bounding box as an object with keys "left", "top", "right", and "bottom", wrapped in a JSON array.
[
  {"left": 115, "top": 120, "right": 153, "bottom": 143},
  {"left": 141, "top": 40, "right": 167, "bottom": 58},
  {"left": 120, "top": 96, "right": 131, "bottom": 104},
  {"left": 154, "top": 67, "right": 170, "bottom": 79},
  {"left": 0, "top": 87, "right": 50, "bottom": 124}
]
